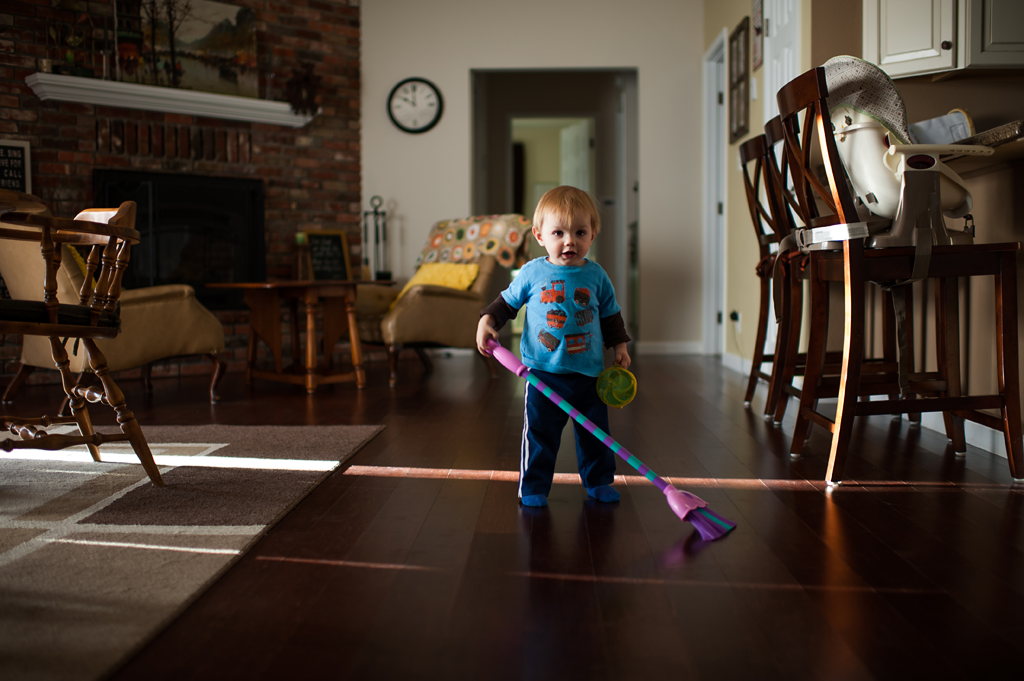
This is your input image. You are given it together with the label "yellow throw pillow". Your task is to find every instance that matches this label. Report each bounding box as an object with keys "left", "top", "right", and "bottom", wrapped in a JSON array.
[{"left": 390, "top": 263, "right": 480, "bottom": 311}]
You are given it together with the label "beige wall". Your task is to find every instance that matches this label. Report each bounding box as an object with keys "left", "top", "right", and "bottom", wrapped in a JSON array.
[
  {"left": 704, "top": 0, "right": 812, "bottom": 366},
  {"left": 362, "top": 0, "right": 705, "bottom": 350}
]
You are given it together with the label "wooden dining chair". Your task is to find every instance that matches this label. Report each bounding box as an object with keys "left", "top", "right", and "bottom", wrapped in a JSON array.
[
  {"left": 738, "top": 133, "right": 787, "bottom": 408},
  {"left": 776, "top": 66, "right": 1023, "bottom": 484},
  {"left": 0, "top": 201, "right": 164, "bottom": 486},
  {"left": 761, "top": 115, "right": 853, "bottom": 426}
]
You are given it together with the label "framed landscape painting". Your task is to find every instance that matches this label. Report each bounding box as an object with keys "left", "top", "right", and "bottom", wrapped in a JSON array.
[{"left": 121, "top": 0, "right": 257, "bottom": 98}]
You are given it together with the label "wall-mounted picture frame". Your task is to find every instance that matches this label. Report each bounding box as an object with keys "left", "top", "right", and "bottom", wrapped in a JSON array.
[
  {"left": 117, "top": 0, "right": 257, "bottom": 98},
  {"left": 752, "top": 0, "right": 764, "bottom": 71},
  {"left": 0, "top": 140, "right": 31, "bottom": 194},
  {"left": 729, "top": 16, "right": 750, "bottom": 144}
]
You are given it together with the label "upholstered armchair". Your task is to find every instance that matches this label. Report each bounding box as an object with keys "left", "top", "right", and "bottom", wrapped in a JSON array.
[
  {"left": 356, "top": 214, "right": 531, "bottom": 386},
  {"left": 0, "top": 191, "right": 227, "bottom": 403}
]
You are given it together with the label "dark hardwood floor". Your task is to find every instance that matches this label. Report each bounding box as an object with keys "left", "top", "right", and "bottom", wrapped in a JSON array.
[{"left": 12, "top": 350, "right": 1024, "bottom": 680}]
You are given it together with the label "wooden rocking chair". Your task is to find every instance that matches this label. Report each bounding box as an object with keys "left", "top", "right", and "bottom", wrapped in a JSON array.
[{"left": 0, "top": 201, "right": 164, "bottom": 486}]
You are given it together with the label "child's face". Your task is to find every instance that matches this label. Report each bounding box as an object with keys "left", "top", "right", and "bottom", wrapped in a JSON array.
[{"left": 532, "top": 212, "right": 595, "bottom": 267}]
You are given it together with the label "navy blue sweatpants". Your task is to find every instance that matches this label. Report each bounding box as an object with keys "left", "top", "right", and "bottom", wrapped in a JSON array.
[{"left": 519, "top": 369, "right": 616, "bottom": 498}]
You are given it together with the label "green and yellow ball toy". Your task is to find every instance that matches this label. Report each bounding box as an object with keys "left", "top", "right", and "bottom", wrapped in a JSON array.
[{"left": 596, "top": 365, "right": 637, "bottom": 409}]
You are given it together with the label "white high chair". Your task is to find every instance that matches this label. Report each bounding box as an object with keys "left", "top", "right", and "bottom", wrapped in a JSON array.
[{"left": 824, "top": 56, "right": 989, "bottom": 249}]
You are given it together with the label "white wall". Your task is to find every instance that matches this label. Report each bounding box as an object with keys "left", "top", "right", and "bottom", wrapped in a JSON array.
[{"left": 362, "top": 0, "right": 706, "bottom": 349}]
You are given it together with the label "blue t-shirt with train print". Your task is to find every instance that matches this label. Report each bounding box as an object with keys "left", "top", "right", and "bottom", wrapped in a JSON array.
[{"left": 502, "top": 257, "right": 620, "bottom": 377}]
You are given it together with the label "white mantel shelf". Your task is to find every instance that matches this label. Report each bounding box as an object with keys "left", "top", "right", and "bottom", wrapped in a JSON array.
[{"left": 25, "top": 72, "right": 314, "bottom": 128}]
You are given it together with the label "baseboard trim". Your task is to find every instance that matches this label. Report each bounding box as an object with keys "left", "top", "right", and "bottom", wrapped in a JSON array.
[{"left": 915, "top": 412, "right": 1008, "bottom": 460}]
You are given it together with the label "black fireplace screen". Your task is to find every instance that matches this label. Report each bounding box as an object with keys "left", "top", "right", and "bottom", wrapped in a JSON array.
[{"left": 94, "top": 170, "right": 265, "bottom": 309}]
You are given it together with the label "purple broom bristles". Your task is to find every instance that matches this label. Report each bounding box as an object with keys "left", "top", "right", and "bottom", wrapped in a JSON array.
[{"left": 685, "top": 507, "right": 737, "bottom": 542}]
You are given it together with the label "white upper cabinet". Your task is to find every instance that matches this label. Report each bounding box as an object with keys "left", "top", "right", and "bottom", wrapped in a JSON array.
[{"left": 863, "top": 0, "right": 1024, "bottom": 78}]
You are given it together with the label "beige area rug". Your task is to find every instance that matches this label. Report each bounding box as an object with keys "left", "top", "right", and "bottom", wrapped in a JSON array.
[{"left": 0, "top": 424, "right": 383, "bottom": 681}]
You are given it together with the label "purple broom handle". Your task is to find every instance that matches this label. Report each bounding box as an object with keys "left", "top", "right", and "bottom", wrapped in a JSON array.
[
  {"left": 485, "top": 340, "right": 735, "bottom": 540},
  {"left": 486, "top": 339, "right": 676, "bottom": 494}
]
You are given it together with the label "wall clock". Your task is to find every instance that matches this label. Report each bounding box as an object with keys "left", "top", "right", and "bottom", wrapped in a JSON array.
[{"left": 387, "top": 77, "right": 444, "bottom": 133}]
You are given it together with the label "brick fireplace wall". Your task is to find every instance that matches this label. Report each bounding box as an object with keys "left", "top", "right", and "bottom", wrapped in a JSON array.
[{"left": 0, "top": 0, "right": 361, "bottom": 386}]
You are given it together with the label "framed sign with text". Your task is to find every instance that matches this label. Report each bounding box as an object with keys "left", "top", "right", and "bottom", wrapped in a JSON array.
[
  {"left": 305, "top": 230, "right": 352, "bottom": 281},
  {"left": 0, "top": 140, "right": 31, "bottom": 194}
]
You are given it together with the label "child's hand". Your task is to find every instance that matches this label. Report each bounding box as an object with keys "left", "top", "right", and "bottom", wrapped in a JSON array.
[
  {"left": 613, "top": 342, "right": 631, "bottom": 369},
  {"left": 477, "top": 315, "right": 499, "bottom": 355}
]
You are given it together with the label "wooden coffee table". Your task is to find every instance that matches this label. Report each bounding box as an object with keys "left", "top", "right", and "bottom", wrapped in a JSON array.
[{"left": 208, "top": 280, "right": 384, "bottom": 394}]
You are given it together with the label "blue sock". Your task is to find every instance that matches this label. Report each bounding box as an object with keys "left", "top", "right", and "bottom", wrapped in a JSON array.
[
  {"left": 521, "top": 494, "right": 548, "bottom": 507},
  {"left": 587, "top": 485, "right": 620, "bottom": 503}
]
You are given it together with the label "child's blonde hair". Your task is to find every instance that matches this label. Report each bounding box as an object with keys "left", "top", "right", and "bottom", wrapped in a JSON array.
[{"left": 533, "top": 186, "right": 601, "bottom": 235}]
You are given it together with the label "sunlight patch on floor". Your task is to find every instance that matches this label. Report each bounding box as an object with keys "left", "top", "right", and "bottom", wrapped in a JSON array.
[{"left": 341, "top": 465, "right": 1022, "bottom": 492}]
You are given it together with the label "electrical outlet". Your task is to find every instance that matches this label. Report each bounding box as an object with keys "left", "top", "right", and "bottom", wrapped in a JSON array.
[{"left": 729, "top": 310, "right": 741, "bottom": 334}]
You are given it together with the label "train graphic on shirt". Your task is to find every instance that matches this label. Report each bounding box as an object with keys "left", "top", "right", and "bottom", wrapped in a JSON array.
[
  {"left": 546, "top": 308, "right": 567, "bottom": 329},
  {"left": 540, "top": 280, "right": 566, "bottom": 304},
  {"left": 537, "top": 330, "right": 591, "bottom": 354},
  {"left": 565, "top": 333, "right": 591, "bottom": 355},
  {"left": 538, "top": 330, "right": 560, "bottom": 351}
]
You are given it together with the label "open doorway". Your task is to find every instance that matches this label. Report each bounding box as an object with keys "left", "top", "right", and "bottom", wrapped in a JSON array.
[
  {"left": 510, "top": 117, "right": 594, "bottom": 261},
  {"left": 472, "top": 69, "right": 638, "bottom": 339}
]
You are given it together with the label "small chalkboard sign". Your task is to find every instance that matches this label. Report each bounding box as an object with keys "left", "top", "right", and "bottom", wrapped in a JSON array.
[
  {"left": 305, "top": 230, "right": 352, "bottom": 281},
  {"left": 0, "top": 140, "right": 31, "bottom": 194}
]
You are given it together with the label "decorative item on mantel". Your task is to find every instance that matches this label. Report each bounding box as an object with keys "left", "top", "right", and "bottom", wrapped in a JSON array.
[
  {"left": 47, "top": 11, "right": 95, "bottom": 78},
  {"left": 284, "top": 63, "right": 321, "bottom": 117},
  {"left": 363, "top": 196, "right": 390, "bottom": 281}
]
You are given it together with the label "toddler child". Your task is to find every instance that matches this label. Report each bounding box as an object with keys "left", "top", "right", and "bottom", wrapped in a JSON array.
[{"left": 476, "top": 186, "right": 631, "bottom": 507}]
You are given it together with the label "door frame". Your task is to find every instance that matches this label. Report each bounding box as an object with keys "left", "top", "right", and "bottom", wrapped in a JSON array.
[{"left": 702, "top": 29, "right": 728, "bottom": 356}]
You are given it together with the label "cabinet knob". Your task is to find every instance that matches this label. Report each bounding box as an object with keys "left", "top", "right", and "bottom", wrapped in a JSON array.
[{"left": 941, "top": 40, "right": 953, "bottom": 50}]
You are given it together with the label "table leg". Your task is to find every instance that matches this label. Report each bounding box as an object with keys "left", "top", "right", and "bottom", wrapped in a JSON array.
[
  {"left": 346, "top": 298, "right": 366, "bottom": 389},
  {"left": 244, "top": 289, "right": 283, "bottom": 374},
  {"left": 305, "top": 292, "right": 318, "bottom": 394},
  {"left": 289, "top": 298, "right": 301, "bottom": 370},
  {"left": 996, "top": 252, "right": 1023, "bottom": 479},
  {"left": 246, "top": 330, "right": 256, "bottom": 385}
]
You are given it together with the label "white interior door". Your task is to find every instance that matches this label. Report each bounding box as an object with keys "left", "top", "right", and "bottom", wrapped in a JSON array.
[
  {"left": 703, "top": 32, "right": 727, "bottom": 356},
  {"left": 763, "top": 0, "right": 801, "bottom": 125}
]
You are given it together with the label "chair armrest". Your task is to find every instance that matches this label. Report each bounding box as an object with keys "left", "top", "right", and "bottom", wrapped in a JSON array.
[
  {"left": 401, "top": 284, "right": 482, "bottom": 301},
  {"left": 381, "top": 285, "right": 484, "bottom": 348},
  {"left": 355, "top": 283, "right": 401, "bottom": 316},
  {"left": 0, "top": 210, "right": 141, "bottom": 245},
  {"left": 120, "top": 284, "right": 196, "bottom": 306}
]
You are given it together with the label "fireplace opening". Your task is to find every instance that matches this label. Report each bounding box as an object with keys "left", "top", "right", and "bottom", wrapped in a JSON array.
[{"left": 93, "top": 169, "right": 265, "bottom": 309}]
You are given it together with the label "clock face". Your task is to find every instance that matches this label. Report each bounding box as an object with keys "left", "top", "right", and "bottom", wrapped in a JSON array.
[{"left": 387, "top": 78, "right": 444, "bottom": 133}]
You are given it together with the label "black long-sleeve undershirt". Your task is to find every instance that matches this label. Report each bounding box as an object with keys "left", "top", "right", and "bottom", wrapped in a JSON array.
[{"left": 480, "top": 295, "right": 632, "bottom": 348}]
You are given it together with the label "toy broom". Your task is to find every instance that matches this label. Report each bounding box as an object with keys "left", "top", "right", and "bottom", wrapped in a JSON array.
[{"left": 485, "top": 339, "right": 735, "bottom": 541}]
